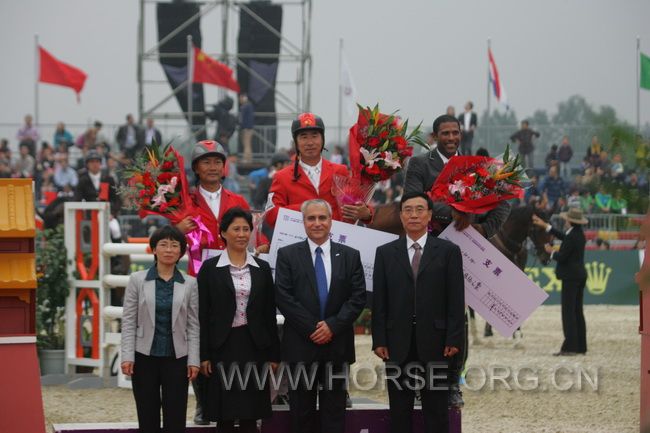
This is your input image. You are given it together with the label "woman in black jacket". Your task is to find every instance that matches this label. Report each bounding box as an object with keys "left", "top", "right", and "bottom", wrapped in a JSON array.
[{"left": 197, "top": 207, "right": 280, "bottom": 433}]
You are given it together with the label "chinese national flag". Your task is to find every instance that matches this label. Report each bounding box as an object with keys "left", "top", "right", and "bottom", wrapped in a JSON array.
[
  {"left": 38, "top": 46, "right": 87, "bottom": 101},
  {"left": 193, "top": 47, "right": 240, "bottom": 92}
]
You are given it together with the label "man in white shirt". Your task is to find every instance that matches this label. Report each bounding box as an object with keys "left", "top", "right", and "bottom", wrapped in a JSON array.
[
  {"left": 457, "top": 101, "right": 477, "bottom": 156},
  {"left": 144, "top": 118, "right": 162, "bottom": 146},
  {"left": 275, "top": 199, "right": 366, "bottom": 433}
]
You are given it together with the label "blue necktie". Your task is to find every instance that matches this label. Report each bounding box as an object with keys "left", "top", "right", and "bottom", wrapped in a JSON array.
[{"left": 315, "top": 246, "right": 328, "bottom": 319}]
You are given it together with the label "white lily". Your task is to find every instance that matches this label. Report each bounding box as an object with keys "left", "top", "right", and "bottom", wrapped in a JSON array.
[
  {"left": 360, "top": 147, "right": 381, "bottom": 167},
  {"left": 382, "top": 152, "right": 401, "bottom": 170}
]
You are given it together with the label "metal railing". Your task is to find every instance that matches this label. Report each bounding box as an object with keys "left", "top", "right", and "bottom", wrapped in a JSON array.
[{"left": 550, "top": 213, "right": 644, "bottom": 233}]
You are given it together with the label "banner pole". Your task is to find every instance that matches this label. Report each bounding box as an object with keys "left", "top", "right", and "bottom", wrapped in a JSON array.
[
  {"left": 636, "top": 36, "right": 641, "bottom": 133},
  {"left": 338, "top": 38, "right": 343, "bottom": 145},
  {"left": 187, "top": 35, "right": 193, "bottom": 138},
  {"left": 34, "top": 34, "right": 39, "bottom": 127}
]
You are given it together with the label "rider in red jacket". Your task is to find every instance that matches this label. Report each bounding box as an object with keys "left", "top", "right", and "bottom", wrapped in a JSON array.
[
  {"left": 177, "top": 140, "right": 269, "bottom": 276},
  {"left": 265, "top": 113, "right": 373, "bottom": 227}
]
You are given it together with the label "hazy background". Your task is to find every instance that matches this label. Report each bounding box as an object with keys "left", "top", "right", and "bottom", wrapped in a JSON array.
[{"left": 2, "top": 0, "right": 650, "bottom": 146}]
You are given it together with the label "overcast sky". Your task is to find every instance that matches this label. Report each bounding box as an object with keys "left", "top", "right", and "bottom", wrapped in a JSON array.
[{"left": 2, "top": 0, "right": 650, "bottom": 144}]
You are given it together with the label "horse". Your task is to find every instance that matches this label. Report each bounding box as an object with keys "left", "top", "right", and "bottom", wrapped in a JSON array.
[{"left": 368, "top": 202, "right": 553, "bottom": 341}]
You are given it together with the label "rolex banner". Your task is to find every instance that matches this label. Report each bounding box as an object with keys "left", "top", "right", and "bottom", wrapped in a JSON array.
[{"left": 525, "top": 250, "right": 642, "bottom": 305}]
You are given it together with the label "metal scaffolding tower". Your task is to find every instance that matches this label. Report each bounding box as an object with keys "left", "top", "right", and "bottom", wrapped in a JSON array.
[{"left": 137, "top": 0, "right": 312, "bottom": 144}]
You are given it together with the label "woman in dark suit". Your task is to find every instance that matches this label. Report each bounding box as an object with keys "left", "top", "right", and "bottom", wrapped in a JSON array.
[
  {"left": 534, "top": 207, "right": 588, "bottom": 356},
  {"left": 120, "top": 225, "right": 200, "bottom": 433},
  {"left": 198, "top": 207, "right": 280, "bottom": 433}
]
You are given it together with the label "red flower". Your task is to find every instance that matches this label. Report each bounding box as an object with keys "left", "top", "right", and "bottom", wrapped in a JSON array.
[
  {"left": 142, "top": 172, "right": 153, "bottom": 186},
  {"left": 379, "top": 130, "right": 389, "bottom": 140},
  {"left": 138, "top": 189, "right": 147, "bottom": 198},
  {"left": 158, "top": 172, "right": 172, "bottom": 183},
  {"left": 366, "top": 164, "right": 381, "bottom": 176},
  {"left": 476, "top": 167, "right": 490, "bottom": 178},
  {"left": 162, "top": 161, "right": 174, "bottom": 170},
  {"left": 392, "top": 135, "right": 408, "bottom": 150},
  {"left": 462, "top": 174, "right": 476, "bottom": 187},
  {"left": 160, "top": 203, "right": 169, "bottom": 212},
  {"left": 168, "top": 196, "right": 180, "bottom": 207},
  {"left": 485, "top": 178, "right": 496, "bottom": 189},
  {"left": 400, "top": 147, "right": 413, "bottom": 157},
  {"left": 367, "top": 137, "right": 381, "bottom": 148}
]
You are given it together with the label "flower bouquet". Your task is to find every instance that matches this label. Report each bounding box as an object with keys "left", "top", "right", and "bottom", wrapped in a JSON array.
[
  {"left": 334, "top": 104, "right": 428, "bottom": 221},
  {"left": 119, "top": 142, "right": 214, "bottom": 269},
  {"left": 119, "top": 141, "right": 192, "bottom": 222},
  {"left": 428, "top": 145, "right": 527, "bottom": 214}
]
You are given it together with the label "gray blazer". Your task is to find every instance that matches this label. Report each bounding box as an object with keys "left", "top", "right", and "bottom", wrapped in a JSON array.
[
  {"left": 120, "top": 269, "right": 200, "bottom": 367},
  {"left": 404, "top": 149, "right": 511, "bottom": 239}
]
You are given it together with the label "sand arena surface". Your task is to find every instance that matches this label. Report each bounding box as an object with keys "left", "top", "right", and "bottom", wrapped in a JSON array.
[{"left": 43, "top": 305, "right": 640, "bottom": 433}]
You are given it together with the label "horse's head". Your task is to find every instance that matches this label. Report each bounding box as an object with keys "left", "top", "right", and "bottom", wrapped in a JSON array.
[{"left": 529, "top": 207, "right": 552, "bottom": 265}]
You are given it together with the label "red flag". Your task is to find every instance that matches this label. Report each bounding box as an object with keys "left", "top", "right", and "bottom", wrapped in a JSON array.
[
  {"left": 38, "top": 46, "right": 87, "bottom": 101},
  {"left": 193, "top": 47, "right": 240, "bottom": 92}
]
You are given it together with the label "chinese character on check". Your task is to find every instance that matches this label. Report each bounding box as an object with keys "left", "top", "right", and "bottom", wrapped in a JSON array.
[
  {"left": 483, "top": 259, "right": 492, "bottom": 268},
  {"left": 493, "top": 267, "right": 502, "bottom": 277},
  {"left": 338, "top": 234, "right": 347, "bottom": 244}
]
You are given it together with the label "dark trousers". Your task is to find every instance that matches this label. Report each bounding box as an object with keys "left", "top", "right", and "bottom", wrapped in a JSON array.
[
  {"left": 448, "top": 310, "right": 469, "bottom": 385},
  {"left": 131, "top": 352, "right": 189, "bottom": 433},
  {"left": 560, "top": 278, "right": 587, "bottom": 353},
  {"left": 460, "top": 134, "right": 473, "bottom": 156},
  {"left": 386, "top": 330, "right": 449, "bottom": 433},
  {"left": 288, "top": 362, "right": 347, "bottom": 433}
]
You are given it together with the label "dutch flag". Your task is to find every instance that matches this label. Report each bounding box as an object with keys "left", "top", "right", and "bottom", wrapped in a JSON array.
[{"left": 488, "top": 47, "right": 508, "bottom": 109}]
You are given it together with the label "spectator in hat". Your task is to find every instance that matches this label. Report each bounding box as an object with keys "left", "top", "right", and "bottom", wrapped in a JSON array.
[{"left": 533, "top": 208, "right": 588, "bottom": 356}]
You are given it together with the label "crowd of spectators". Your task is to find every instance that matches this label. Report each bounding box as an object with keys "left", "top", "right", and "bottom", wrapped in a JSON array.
[
  {"left": 2, "top": 113, "right": 648, "bottom": 240},
  {"left": 530, "top": 133, "right": 649, "bottom": 216}
]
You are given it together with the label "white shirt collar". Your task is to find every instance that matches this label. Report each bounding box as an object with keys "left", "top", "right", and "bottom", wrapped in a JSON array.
[
  {"left": 299, "top": 157, "right": 322, "bottom": 174},
  {"left": 89, "top": 171, "right": 101, "bottom": 181},
  {"left": 215, "top": 250, "right": 259, "bottom": 268},
  {"left": 406, "top": 232, "right": 428, "bottom": 250},
  {"left": 435, "top": 148, "right": 458, "bottom": 164},
  {"left": 566, "top": 227, "right": 573, "bottom": 235},
  {"left": 307, "top": 237, "right": 330, "bottom": 256},
  {"left": 199, "top": 184, "right": 222, "bottom": 200}
]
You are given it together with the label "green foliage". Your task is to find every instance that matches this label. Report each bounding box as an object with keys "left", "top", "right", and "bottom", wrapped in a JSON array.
[{"left": 36, "top": 225, "right": 70, "bottom": 350}]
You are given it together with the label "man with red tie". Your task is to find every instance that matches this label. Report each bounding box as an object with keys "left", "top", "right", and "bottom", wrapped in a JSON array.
[{"left": 265, "top": 113, "right": 373, "bottom": 227}]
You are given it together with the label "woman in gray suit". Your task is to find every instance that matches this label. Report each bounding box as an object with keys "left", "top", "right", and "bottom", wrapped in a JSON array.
[{"left": 121, "top": 225, "right": 200, "bottom": 433}]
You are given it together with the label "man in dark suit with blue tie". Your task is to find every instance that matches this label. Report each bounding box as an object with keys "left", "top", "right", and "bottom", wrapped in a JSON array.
[
  {"left": 372, "top": 191, "right": 465, "bottom": 433},
  {"left": 275, "top": 198, "right": 366, "bottom": 433}
]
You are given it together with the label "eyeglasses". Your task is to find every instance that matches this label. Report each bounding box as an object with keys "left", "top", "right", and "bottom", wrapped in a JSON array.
[
  {"left": 401, "top": 206, "right": 429, "bottom": 216},
  {"left": 156, "top": 242, "right": 182, "bottom": 250}
]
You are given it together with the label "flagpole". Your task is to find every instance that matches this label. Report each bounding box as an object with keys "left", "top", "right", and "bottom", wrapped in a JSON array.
[
  {"left": 34, "top": 34, "right": 39, "bottom": 127},
  {"left": 636, "top": 36, "right": 641, "bottom": 133},
  {"left": 486, "top": 38, "right": 491, "bottom": 148},
  {"left": 338, "top": 38, "right": 343, "bottom": 145},
  {"left": 187, "top": 35, "right": 193, "bottom": 138}
]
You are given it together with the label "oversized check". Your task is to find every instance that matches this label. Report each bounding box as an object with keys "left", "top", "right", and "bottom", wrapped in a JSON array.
[
  {"left": 268, "top": 208, "right": 399, "bottom": 291},
  {"left": 439, "top": 224, "right": 548, "bottom": 337}
]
